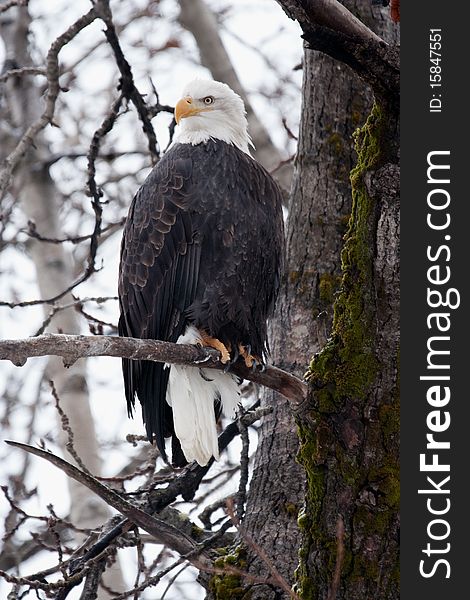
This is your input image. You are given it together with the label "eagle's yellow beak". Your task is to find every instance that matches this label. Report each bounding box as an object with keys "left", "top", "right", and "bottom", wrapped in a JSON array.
[{"left": 175, "top": 97, "right": 202, "bottom": 124}]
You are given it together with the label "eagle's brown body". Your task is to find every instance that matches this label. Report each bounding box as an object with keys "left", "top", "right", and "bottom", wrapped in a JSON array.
[{"left": 118, "top": 139, "right": 284, "bottom": 463}]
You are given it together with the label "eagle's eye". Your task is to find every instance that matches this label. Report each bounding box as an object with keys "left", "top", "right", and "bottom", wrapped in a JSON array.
[{"left": 203, "top": 96, "right": 215, "bottom": 105}]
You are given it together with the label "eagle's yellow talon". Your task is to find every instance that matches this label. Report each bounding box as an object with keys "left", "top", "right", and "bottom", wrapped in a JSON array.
[
  {"left": 200, "top": 333, "right": 230, "bottom": 364},
  {"left": 238, "top": 344, "right": 262, "bottom": 370}
]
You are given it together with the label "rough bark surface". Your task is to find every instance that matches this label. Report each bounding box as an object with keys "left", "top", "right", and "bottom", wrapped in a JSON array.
[
  {"left": 292, "top": 4, "right": 400, "bottom": 599},
  {"left": 208, "top": 2, "right": 399, "bottom": 599},
  {"left": 237, "top": 50, "right": 370, "bottom": 600},
  {"left": 297, "top": 100, "right": 399, "bottom": 600}
]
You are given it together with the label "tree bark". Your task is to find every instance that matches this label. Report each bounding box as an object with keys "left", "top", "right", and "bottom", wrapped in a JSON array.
[
  {"left": 283, "top": 2, "right": 399, "bottom": 599},
  {"left": 209, "top": 2, "right": 398, "bottom": 599}
]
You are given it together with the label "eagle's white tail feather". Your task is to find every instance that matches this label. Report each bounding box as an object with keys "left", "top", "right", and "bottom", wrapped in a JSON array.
[{"left": 166, "top": 326, "right": 240, "bottom": 466}]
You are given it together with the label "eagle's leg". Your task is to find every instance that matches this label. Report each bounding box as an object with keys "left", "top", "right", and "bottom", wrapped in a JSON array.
[
  {"left": 238, "top": 344, "right": 264, "bottom": 371},
  {"left": 199, "top": 332, "right": 231, "bottom": 364}
]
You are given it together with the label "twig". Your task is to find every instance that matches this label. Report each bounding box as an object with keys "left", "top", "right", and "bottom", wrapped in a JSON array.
[
  {"left": 0, "top": 565, "right": 89, "bottom": 592},
  {"left": 39, "top": 402, "right": 267, "bottom": 587},
  {"left": 0, "top": 333, "right": 307, "bottom": 405},
  {"left": 99, "top": 556, "right": 187, "bottom": 600},
  {"left": 5, "top": 441, "right": 208, "bottom": 562},
  {"left": 0, "top": 66, "right": 46, "bottom": 83},
  {"left": 94, "top": 0, "right": 159, "bottom": 161},
  {"left": 25, "top": 218, "right": 125, "bottom": 245},
  {"left": 225, "top": 499, "right": 300, "bottom": 599},
  {"left": 199, "top": 497, "right": 231, "bottom": 531},
  {"left": 159, "top": 563, "right": 189, "bottom": 600},
  {"left": 236, "top": 414, "right": 250, "bottom": 521},
  {"left": 276, "top": 0, "right": 399, "bottom": 110},
  {"left": 326, "top": 515, "right": 345, "bottom": 600},
  {"left": 33, "top": 296, "right": 118, "bottom": 336},
  {"left": 0, "top": 0, "right": 27, "bottom": 14},
  {"left": 0, "top": 7, "right": 98, "bottom": 197},
  {"left": 43, "top": 150, "right": 147, "bottom": 168},
  {"left": 281, "top": 117, "right": 298, "bottom": 141},
  {"left": 78, "top": 558, "right": 107, "bottom": 600},
  {"left": 270, "top": 153, "right": 295, "bottom": 175},
  {"left": 49, "top": 381, "right": 90, "bottom": 474},
  {"left": 79, "top": 94, "right": 127, "bottom": 303}
]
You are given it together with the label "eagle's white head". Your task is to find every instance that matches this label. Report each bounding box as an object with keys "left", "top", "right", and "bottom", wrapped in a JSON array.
[{"left": 173, "top": 79, "right": 253, "bottom": 155}]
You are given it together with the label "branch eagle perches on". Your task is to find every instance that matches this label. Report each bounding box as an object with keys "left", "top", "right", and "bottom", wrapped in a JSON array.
[{"left": 0, "top": 333, "right": 307, "bottom": 406}]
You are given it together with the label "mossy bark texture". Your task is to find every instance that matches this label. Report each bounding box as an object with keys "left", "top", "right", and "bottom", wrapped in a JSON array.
[
  {"left": 204, "top": 2, "right": 399, "bottom": 599},
  {"left": 296, "top": 103, "right": 399, "bottom": 600}
]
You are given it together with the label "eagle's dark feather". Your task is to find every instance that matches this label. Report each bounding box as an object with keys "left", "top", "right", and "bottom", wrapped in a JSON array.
[{"left": 118, "top": 139, "right": 284, "bottom": 462}]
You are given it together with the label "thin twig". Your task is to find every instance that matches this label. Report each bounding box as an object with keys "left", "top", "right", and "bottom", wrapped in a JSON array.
[
  {"left": 159, "top": 563, "right": 189, "bottom": 600},
  {"left": 0, "top": 7, "right": 98, "bottom": 197},
  {"left": 5, "top": 441, "right": 208, "bottom": 562},
  {"left": 49, "top": 381, "right": 91, "bottom": 474},
  {"left": 15, "top": 402, "right": 267, "bottom": 593},
  {"left": 326, "top": 515, "right": 345, "bottom": 600},
  {"left": 226, "top": 499, "right": 300, "bottom": 600},
  {"left": 25, "top": 217, "right": 125, "bottom": 246},
  {"left": 236, "top": 413, "right": 250, "bottom": 521},
  {"left": 95, "top": 0, "right": 159, "bottom": 161},
  {"left": 0, "top": 0, "right": 27, "bottom": 15},
  {"left": 0, "top": 66, "right": 46, "bottom": 83},
  {"left": 33, "top": 296, "right": 118, "bottom": 336}
]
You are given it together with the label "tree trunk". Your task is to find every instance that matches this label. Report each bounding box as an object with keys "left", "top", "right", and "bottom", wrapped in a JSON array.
[
  {"left": 296, "top": 104, "right": 399, "bottom": 600},
  {"left": 207, "top": 2, "right": 398, "bottom": 599}
]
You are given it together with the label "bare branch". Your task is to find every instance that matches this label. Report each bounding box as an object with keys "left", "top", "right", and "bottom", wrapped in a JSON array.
[
  {"left": 0, "top": 0, "right": 27, "bottom": 14},
  {"left": 49, "top": 381, "right": 91, "bottom": 475},
  {"left": 275, "top": 0, "right": 399, "bottom": 109},
  {"left": 0, "top": 7, "right": 98, "bottom": 197},
  {"left": 25, "top": 217, "right": 125, "bottom": 245},
  {"left": 5, "top": 441, "right": 209, "bottom": 563},
  {"left": 276, "top": 0, "right": 382, "bottom": 44},
  {"left": 93, "top": 0, "right": 159, "bottom": 161},
  {"left": 34, "top": 296, "right": 118, "bottom": 336},
  {"left": 0, "top": 333, "right": 307, "bottom": 405},
  {"left": 0, "top": 66, "right": 46, "bottom": 83},
  {"left": 37, "top": 402, "right": 268, "bottom": 597}
]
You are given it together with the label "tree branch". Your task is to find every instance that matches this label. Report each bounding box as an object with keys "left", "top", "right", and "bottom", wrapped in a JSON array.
[
  {"left": 0, "top": 333, "right": 307, "bottom": 405},
  {"left": 93, "top": 0, "right": 160, "bottom": 162},
  {"left": 0, "top": 0, "right": 27, "bottom": 15},
  {"left": 277, "top": 0, "right": 383, "bottom": 44},
  {"left": 0, "top": 7, "right": 98, "bottom": 197},
  {"left": 5, "top": 441, "right": 208, "bottom": 564},
  {"left": 275, "top": 0, "right": 399, "bottom": 110},
  {"left": 5, "top": 405, "right": 267, "bottom": 597}
]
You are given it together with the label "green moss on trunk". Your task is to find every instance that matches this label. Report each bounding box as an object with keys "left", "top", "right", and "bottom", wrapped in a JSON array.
[
  {"left": 209, "top": 546, "right": 247, "bottom": 600},
  {"left": 295, "top": 104, "right": 399, "bottom": 599}
]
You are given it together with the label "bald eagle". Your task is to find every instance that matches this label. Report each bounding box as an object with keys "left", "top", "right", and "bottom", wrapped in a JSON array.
[{"left": 118, "top": 80, "right": 284, "bottom": 466}]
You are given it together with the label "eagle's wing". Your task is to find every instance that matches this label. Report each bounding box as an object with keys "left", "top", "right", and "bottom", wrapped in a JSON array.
[{"left": 118, "top": 152, "right": 202, "bottom": 462}]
